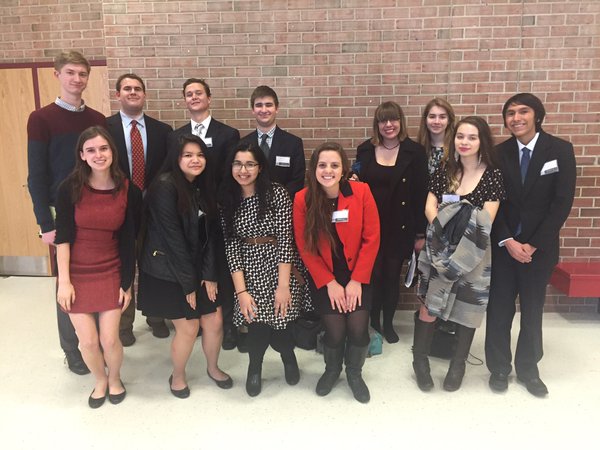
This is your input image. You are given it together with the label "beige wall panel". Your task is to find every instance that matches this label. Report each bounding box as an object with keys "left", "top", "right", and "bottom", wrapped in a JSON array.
[
  {"left": 0, "top": 68, "right": 47, "bottom": 258},
  {"left": 37, "top": 66, "right": 110, "bottom": 116}
]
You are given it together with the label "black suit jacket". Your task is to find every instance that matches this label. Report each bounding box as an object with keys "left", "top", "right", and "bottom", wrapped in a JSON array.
[
  {"left": 492, "top": 130, "right": 576, "bottom": 264},
  {"left": 356, "top": 137, "right": 428, "bottom": 260},
  {"left": 170, "top": 118, "right": 240, "bottom": 184},
  {"left": 240, "top": 126, "right": 306, "bottom": 198},
  {"left": 106, "top": 113, "right": 173, "bottom": 189}
]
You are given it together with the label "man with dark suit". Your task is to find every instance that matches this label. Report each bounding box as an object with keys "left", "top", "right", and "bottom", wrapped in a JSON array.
[
  {"left": 171, "top": 78, "right": 241, "bottom": 350},
  {"left": 239, "top": 85, "right": 306, "bottom": 199},
  {"left": 485, "top": 93, "right": 576, "bottom": 397},
  {"left": 106, "top": 73, "right": 173, "bottom": 345}
]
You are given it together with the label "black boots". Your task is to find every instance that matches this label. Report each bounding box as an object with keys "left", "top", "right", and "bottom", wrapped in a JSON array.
[
  {"left": 443, "top": 325, "right": 476, "bottom": 392},
  {"left": 345, "top": 343, "right": 370, "bottom": 403},
  {"left": 316, "top": 343, "right": 345, "bottom": 396},
  {"left": 412, "top": 317, "right": 435, "bottom": 391},
  {"left": 281, "top": 352, "right": 300, "bottom": 385}
]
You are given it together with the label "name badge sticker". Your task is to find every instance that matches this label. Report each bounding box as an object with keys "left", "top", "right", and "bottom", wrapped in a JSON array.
[
  {"left": 332, "top": 209, "right": 349, "bottom": 223},
  {"left": 442, "top": 194, "right": 460, "bottom": 203},
  {"left": 202, "top": 137, "right": 213, "bottom": 148},
  {"left": 540, "top": 159, "right": 558, "bottom": 175},
  {"left": 275, "top": 156, "right": 291, "bottom": 167}
]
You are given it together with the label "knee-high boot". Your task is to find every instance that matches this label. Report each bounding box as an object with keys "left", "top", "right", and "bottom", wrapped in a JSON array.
[
  {"left": 316, "top": 342, "right": 345, "bottom": 396},
  {"left": 443, "top": 324, "right": 476, "bottom": 392},
  {"left": 246, "top": 323, "right": 271, "bottom": 397},
  {"left": 271, "top": 327, "right": 300, "bottom": 386},
  {"left": 345, "top": 343, "right": 370, "bottom": 403},
  {"left": 412, "top": 317, "right": 435, "bottom": 391}
]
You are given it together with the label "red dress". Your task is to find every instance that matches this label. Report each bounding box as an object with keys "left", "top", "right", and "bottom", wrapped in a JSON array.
[{"left": 68, "top": 185, "right": 127, "bottom": 313}]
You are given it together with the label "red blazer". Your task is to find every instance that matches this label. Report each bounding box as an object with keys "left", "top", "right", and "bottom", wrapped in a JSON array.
[{"left": 293, "top": 180, "right": 380, "bottom": 289}]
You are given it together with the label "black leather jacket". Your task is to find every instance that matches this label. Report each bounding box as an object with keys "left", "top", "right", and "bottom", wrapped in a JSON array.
[{"left": 140, "top": 173, "right": 218, "bottom": 295}]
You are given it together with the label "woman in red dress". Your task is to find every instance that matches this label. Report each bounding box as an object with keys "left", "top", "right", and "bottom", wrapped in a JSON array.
[{"left": 55, "top": 126, "right": 140, "bottom": 408}]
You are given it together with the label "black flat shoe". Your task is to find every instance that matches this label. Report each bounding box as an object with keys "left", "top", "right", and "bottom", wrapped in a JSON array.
[
  {"left": 207, "top": 370, "right": 233, "bottom": 389},
  {"left": 119, "top": 329, "right": 136, "bottom": 347},
  {"left": 169, "top": 375, "right": 190, "bottom": 399},
  {"left": 108, "top": 380, "right": 127, "bottom": 404},
  {"left": 88, "top": 388, "right": 107, "bottom": 409}
]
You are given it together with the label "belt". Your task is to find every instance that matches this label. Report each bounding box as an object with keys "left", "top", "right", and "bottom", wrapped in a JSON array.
[{"left": 243, "top": 236, "right": 277, "bottom": 245}]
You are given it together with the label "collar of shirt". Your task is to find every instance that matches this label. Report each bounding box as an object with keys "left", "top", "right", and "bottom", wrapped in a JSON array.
[
  {"left": 257, "top": 126, "right": 276, "bottom": 144},
  {"left": 120, "top": 111, "right": 145, "bottom": 129},
  {"left": 55, "top": 97, "right": 86, "bottom": 112},
  {"left": 191, "top": 116, "right": 212, "bottom": 138},
  {"left": 516, "top": 132, "right": 540, "bottom": 156}
]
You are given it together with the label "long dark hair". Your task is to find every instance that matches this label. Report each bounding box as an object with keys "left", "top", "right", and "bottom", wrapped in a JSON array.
[
  {"left": 218, "top": 141, "right": 273, "bottom": 238},
  {"left": 157, "top": 134, "right": 216, "bottom": 217},
  {"left": 68, "top": 126, "right": 125, "bottom": 203},
  {"left": 416, "top": 97, "right": 456, "bottom": 161},
  {"left": 445, "top": 116, "right": 495, "bottom": 192},
  {"left": 304, "top": 142, "right": 351, "bottom": 255}
]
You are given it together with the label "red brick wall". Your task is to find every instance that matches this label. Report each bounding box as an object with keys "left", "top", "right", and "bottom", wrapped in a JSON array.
[{"left": 2, "top": 0, "right": 599, "bottom": 312}]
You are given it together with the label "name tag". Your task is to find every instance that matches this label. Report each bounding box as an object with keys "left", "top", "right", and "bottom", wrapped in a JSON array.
[
  {"left": 540, "top": 159, "right": 558, "bottom": 175},
  {"left": 275, "top": 156, "right": 291, "bottom": 167},
  {"left": 202, "top": 137, "right": 213, "bottom": 148},
  {"left": 332, "top": 209, "right": 349, "bottom": 223},
  {"left": 442, "top": 194, "right": 460, "bottom": 203}
]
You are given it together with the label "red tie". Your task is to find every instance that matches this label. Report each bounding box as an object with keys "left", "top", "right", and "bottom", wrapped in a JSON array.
[{"left": 130, "top": 119, "right": 145, "bottom": 191}]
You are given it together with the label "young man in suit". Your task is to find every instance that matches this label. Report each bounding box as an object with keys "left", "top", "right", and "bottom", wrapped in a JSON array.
[
  {"left": 240, "top": 85, "right": 306, "bottom": 199},
  {"left": 27, "top": 50, "right": 106, "bottom": 375},
  {"left": 485, "top": 93, "right": 576, "bottom": 397},
  {"left": 171, "top": 78, "right": 241, "bottom": 350},
  {"left": 106, "top": 73, "right": 173, "bottom": 345}
]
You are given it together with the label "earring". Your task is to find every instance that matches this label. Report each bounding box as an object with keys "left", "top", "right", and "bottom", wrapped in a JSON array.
[
  {"left": 477, "top": 153, "right": 482, "bottom": 167},
  {"left": 454, "top": 152, "right": 459, "bottom": 162}
]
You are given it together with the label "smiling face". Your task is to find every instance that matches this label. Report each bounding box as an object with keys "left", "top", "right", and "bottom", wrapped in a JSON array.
[
  {"left": 231, "top": 150, "right": 261, "bottom": 189},
  {"left": 426, "top": 105, "right": 450, "bottom": 140},
  {"left": 377, "top": 118, "right": 401, "bottom": 142},
  {"left": 55, "top": 63, "right": 89, "bottom": 100},
  {"left": 251, "top": 96, "right": 278, "bottom": 131},
  {"left": 116, "top": 77, "right": 146, "bottom": 116},
  {"left": 454, "top": 123, "right": 481, "bottom": 160},
  {"left": 178, "top": 142, "right": 206, "bottom": 182},
  {"left": 184, "top": 82, "right": 211, "bottom": 115},
  {"left": 315, "top": 150, "right": 344, "bottom": 196},
  {"left": 80, "top": 135, "right": 113, "bottom": 173},
  {"left": 504, "top": 103, "right": 537, "bottom": 144}
]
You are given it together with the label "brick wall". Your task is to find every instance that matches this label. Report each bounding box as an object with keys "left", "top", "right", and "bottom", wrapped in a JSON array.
[{"left": 2, "top": 0, "right": 599, "bottom": 312}]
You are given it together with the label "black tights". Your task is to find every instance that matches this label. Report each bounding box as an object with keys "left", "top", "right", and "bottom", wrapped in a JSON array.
[
  {"left": 322, "top": 309, "right": 370, "bottom": 349},
  {"left": 370, "top": 254, "right": 404, "bottom": 329},
  {"left": 247, "top": 322, "right": 295, "bottom": 370}
]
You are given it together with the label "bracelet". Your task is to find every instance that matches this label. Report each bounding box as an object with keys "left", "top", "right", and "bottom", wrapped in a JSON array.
[{"left": 236, "top": 289, "right": 247, "bottom": 295}]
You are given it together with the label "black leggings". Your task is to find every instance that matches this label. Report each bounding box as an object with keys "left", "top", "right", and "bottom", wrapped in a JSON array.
[
  {"left": 321, "top": 309, "right": 370, "bottom": 348},
  {"left": 370, "top": 254, "right": 404, "bottom": 326},
  {"left": 247, "top": 322, "right": 295, "bottom": 370}
]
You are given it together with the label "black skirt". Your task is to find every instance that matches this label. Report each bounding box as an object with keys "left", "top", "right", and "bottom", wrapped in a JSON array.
[{"left": 137, "top": 271, "right": 220, "bottom": 320}]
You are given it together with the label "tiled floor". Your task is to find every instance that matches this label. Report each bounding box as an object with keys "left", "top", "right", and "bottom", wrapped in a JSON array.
[{"left": 1, "top": 275, "right": 599, "bottom": 449}]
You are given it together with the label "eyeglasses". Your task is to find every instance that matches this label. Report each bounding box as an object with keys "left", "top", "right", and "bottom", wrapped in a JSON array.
[{"left": 232, "top": 161, "right": 259, "bottom": 171}]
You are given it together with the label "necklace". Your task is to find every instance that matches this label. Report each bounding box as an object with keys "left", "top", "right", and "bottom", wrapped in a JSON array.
[{"left": 381, "top": 141, "right": 399, "bottom": 150}]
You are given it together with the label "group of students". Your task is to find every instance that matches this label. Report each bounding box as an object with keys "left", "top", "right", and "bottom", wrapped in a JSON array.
[{"left": 28, "top": 51, "right": 576, "bottom": 409}]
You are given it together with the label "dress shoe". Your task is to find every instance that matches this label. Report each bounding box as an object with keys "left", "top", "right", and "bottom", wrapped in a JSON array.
[
  {"left": 517, "top": 375, "right": 548, "bottom": 397},
  {"left": 489, "top": 372, "right": 509, "bottom": 392},
  {"left": 383, "top": 325, "right": 400, "bottom": 344},
  {"left": 108, "top": 380, "right": 127, "bottom": 404},
  {"left": 246, "top": 366, "right": 262, "bottom": 397},
  {"left": 282, "top": 354, "right": 300, "bottom": 386},
  {"left": 207, "top": 370, "right": 233, "bottom": 389},
  {"left": 119, "top": 329, "right": 136, "bottom": 347},
  {"left": 222, "top": 326, "right": 237, "bottom": 350},
  {"left": 147, "top": 318, "right": 170, "bottom": 338},
  {"left": 88, "top": 388, "right": 107, "bottom": 409},
  {"left": 65, "top": 351, "right": 90, "bottom": 375},
  {"left": 169, "top": 375, "right": 190, "bottom": 399}
]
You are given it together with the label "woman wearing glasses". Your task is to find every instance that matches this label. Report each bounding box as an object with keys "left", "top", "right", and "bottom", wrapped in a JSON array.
[
  {"left": 354, "top": 101, "right": 428, "bottom": 343},
  {"left": 219, "top": 142, "right": 309, "bottom": 397}
]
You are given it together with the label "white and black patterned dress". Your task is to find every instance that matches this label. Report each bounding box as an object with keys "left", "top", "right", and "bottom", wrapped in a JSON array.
[{"left": 222, "top": 183, "right": 311, "bottom": 330}]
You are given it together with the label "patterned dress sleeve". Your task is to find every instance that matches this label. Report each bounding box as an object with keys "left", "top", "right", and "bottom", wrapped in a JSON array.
[
  {"left": 428, "top": 166, "right": 447, "bottom": 202},
  {"left": 220, "top": 208, "right": 244, "bottom": 273},
  {"left": 273, "top": 184, "right": 294, "bottom": 264}
]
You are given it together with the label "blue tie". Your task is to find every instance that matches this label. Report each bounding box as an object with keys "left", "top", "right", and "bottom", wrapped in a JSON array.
[{"left": 520, "top": 147, "right": 530, "bottom": 183}]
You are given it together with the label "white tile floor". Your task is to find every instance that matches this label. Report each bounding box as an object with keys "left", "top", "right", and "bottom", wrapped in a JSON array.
[{"left": 1, "top": 275, "right": 599, "bottom": 450}]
